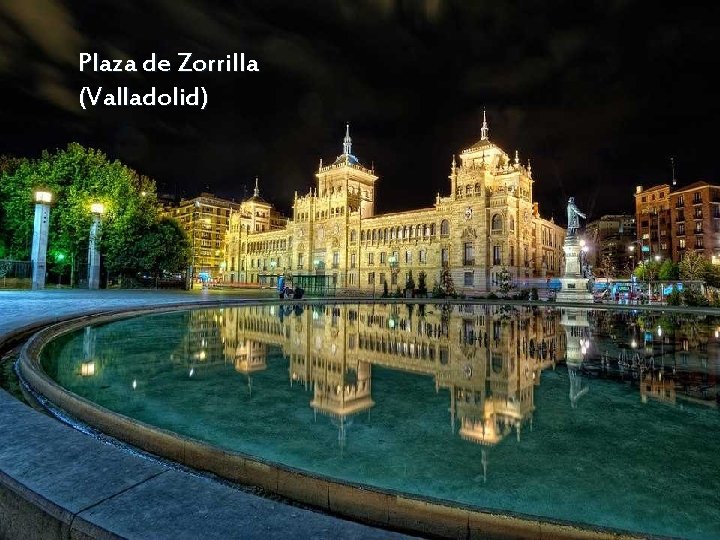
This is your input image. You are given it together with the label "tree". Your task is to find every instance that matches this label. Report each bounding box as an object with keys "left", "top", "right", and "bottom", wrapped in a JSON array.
[
  {"left": 596, "top": 252, "right": 616, "bottom": 279},
  {"left": 133, "top": 218, "right": 191, "bottom": 281},
  {"left": 439, "top": 264, "right": 456, "bottom": 297},
  {"left": 658, "top": 259, "right": 679, "bottom": 281},
  {"left": 678, "top": 251, "right": 707, "bottom": 282},
  {"left": 634, "top": 260, "right": 660, "bottom": 282},
  {"left": 405, "top": 270, "right": 415, "bottom": 292},
  {"left": 417, "top": 271, "right": 427, "bottom": 296},
  {"left": 498, "top": 266, "right": 513, "bottom": 294},
  {"left": 0, "top": 143, "right": 160, "bottom": 285}
]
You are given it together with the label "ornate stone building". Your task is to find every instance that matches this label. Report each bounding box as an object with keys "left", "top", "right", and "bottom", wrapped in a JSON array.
[{"left": 226, "top": 116, "right": 565, "bottom": 292}]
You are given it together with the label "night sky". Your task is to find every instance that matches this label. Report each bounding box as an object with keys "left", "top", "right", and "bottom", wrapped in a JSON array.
[{"left": 1, "top": 0, "right": 718, "bottom": 222}]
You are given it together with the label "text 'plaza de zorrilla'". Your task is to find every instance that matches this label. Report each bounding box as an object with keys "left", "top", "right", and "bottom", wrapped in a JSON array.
[{"left": 221, "top": 114, "right": 566, "bottom": 293}]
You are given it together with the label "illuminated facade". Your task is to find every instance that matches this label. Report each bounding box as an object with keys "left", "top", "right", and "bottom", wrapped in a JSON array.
[{"left": 225, "top": 117, "right": 565, "bottom": 292}]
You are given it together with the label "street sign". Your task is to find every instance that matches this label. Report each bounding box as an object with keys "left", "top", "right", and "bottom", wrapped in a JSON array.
[{"left": 641, "top": 246, "right": 650, "bottom": 253}]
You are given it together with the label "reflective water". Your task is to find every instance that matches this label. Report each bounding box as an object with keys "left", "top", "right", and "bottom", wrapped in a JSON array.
[{"left": 42, "top": 304, "right": 720, "bottom": 538}]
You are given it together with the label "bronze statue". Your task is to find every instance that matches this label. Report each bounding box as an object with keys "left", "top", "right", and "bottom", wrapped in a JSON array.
[{"left": 566, "top": 197, "right": 586, "bottom": 237}]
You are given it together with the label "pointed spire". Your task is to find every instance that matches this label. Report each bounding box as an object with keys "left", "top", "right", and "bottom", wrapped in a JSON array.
[
  {"left": 253, "top": 176, "right": 260, "bottom": 198},
  {"left": 451, "top": 154, "right": 456, "bottom": 173},
  {"left": 480, "top": 108, "right": 489, "bottom": 141},
  {"left": 514, "top": 150, "right": 519, "bottom": 166},
  {"left": 343, "top": 122, "right": 352, "bottom": 156},
  {"left": 319, "top": 158, "right": 323, "bottom": 171},
  {"left": 527, "top": 158, "right": 532, "bottom": 178}
]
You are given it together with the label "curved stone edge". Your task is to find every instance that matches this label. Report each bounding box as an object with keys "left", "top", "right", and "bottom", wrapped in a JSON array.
[{"left": 16, "top": 300, "right": 645, "bottom": 540}]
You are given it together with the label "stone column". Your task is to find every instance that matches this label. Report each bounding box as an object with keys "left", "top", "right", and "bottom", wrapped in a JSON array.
[
  {"left": 87, "top": 214, "right": 102, "bottom": 290},
  {"left": 31, "top": 197, "right": 51, "bottom": 290}
]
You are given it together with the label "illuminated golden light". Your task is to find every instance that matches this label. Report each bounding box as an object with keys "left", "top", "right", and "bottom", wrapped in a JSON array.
[
  {"left": 132, "top": 379, "right": 137, "bottom": 390},
  {"left": 631, "top": 339, "right": 637, "bottom": 348},
  {"left": 80, "top": 362, "right": 95, "bottom": 376},
  {"left": 90, "top": 202, "right": 105, "bottom": 215},
  {"left": 35, "top": 191, "right": 52, "bottom": 203}
]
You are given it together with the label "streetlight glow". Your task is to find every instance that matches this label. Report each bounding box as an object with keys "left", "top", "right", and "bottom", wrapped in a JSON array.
[
  {"left": 90, "top": 202, "right": 105, "bottom": 215},
  {"left": 34, "top": 191, "right": 52, "bottom": 203}
]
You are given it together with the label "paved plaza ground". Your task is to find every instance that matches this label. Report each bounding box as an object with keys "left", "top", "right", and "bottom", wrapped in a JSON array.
[{"left": 0, "top": 288, "right": 410, "bottom": 540}]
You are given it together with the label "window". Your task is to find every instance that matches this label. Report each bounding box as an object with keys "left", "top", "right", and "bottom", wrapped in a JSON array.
[
  {"left": 677, "top": 195, "right": 684, "bottom": 206},
  {"left": 491, "top": 214, "right": 502, "bottom": 232},
  {"left": 510, "top": 245, "right": 514, "bottom": 266},
  {"left": 441, "top": 248, "right": 449, "bottom": 265},
  {"left": 695, "top": 222, "right": 703, "bottom": 233},
  {"left": 696, "top": 236, "right": 704, "bottom": 248},
  {"left": 405, "top": 250, "right": 412, "bottom": 264},
  {"left": 379, "top": 272, "right": 386, "bottom": 284},
  {"left": 350, "top": 230, "right": 357, "bottom": 242},
  {"left": 380, "top": 252, "right": 386, "bottom": 264},
  {"left": 368, "top": 252, "right": 374, "bottom": 265},
  {"left": 677, "top": 223, "right": 685, "bottom": 235},
  {"left": 440, "top": 219, "right": 450, "bottom": 237},
  {"left": 677, "top": 211, "right": 684, "bottom": 221},
  {"left": 350, "top": 253, "right": 356, "bottom": 268},
  {"left": 493, "top": 245, "right": 501, "bottom": 265},
  {"left": 509, "top": 216, "right": 515, "bottom": 231},
  {"left": 694, "top": 192, "right": 702, "bottom": 204},
  {"left": 695, "top": 207, "right": 703, "bottom": 219},
  {"left": 332, "top": 251, "right": 339, "bottom": 268},
  {"left": 679, "top": 238, "right": 686, "bottom": 249},
  {"left": 297, "top": 254, "right": 304, "bottom": 268},
  {"left": 464, "top": 272, "right": 473, "bottom": 286},
  {"left": 368, "top": 272, "right": 375, "bottom": 284},
  {"left": 463, "top": 242, "right": 474, "bottom": 266},
  {"left": 419, "top": 249, "right": 427, "bottom": 263}
]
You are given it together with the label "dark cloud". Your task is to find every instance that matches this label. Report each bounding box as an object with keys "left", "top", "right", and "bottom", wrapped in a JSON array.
[{"left": 0, "top": 0, "right": 718, "bottom": 221}]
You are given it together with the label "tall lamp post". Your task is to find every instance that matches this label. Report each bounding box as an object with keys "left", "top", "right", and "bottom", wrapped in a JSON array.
[
  {"left": 31, "top": 190, "right": 52, "bottom": 290},
  {"left": 88, "top": 202, "right": 105, "bottom": 290}
]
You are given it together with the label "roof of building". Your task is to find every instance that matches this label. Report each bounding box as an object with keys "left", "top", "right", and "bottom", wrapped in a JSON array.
[{"left": 672, "top": 180, "right": 713, "bottom": 193}]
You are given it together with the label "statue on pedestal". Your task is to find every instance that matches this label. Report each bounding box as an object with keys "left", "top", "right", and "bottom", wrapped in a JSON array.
[{"left": 566, "top": 197, "right": 586, "bottom": 237}]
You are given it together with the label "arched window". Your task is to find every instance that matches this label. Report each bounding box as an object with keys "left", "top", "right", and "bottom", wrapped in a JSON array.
[
  {"left": 466, "top": 185, "right": 472, "bottom": 195},
  {"left": 475, "top": 183, "right": 481, "bottom": 194},
  {"left": 350, "top": 230, "right": 357, "bottom": 242},
  {"left": 509, "top": 215, "right": 515, "bottom": 231},
  {"left": 361, "top": 230, "right": 366, "bottom": 241},
  {"left": 430, "top": 224, "right": 436, "bottom": 236},
  {"left": 440, "top": 219, "right": 450, "bottom": 237},
  {"left": 491, "top": 214, "right": 503, "bottom": 232}
]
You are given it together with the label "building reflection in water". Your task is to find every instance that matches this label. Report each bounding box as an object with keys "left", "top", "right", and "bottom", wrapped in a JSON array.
[{"left": 191, "top": 302, "right": 566, "bottom": 471}]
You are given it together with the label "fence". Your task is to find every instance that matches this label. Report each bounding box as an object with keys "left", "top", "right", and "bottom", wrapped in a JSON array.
[{"left": 0, "top": 260, "right": 33, "bottom": 289}]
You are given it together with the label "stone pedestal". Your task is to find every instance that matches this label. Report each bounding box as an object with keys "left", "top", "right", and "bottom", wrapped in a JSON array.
[{"left": 556, "top": 236, "right": 592, "bottom": 303}]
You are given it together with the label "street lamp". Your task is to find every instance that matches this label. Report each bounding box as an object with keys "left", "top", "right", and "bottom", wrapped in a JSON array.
[
  {"left": 31, "top": 190, "right": 53, "bottom": 289},
  {"left": 88, "top": 202, "right": 105, "bottom": 290}
]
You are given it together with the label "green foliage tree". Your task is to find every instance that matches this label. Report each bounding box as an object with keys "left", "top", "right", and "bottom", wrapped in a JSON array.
[
  {"left": 0, "top": 144, "right": 167, "bottom": 285},
  {"left": 134, "top": 218, "right": 191, "bottom": 281},
  {"left": 705, "top": 263, "right": 720, "bottom": 289},
  {"left": 658, "top": 259, "right": 679, "bottom": 280},
  {"left": 634, "top": 260, "right": 660, "bottom": 282}
]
